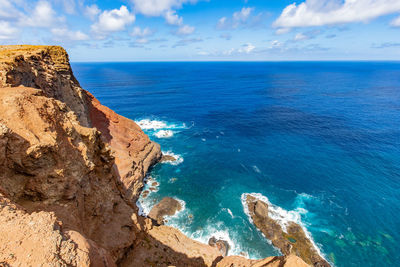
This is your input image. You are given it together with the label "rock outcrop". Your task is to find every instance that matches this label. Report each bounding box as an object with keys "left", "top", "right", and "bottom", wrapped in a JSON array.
[
  {"left": 245, "top": 195, "right": 330, "bottom": 267},
  {"left": 209, "top": 237, "right": 230, "bottom": 257},
  {"left": 148, "top": 197, "right": 182, "bottom": 225},
  {"left": 0, "top": 45, "right": 310, "bottom": 267}
]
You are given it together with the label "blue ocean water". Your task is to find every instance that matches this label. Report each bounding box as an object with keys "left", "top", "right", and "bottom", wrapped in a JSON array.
[{"left": 72, "top": 62, "right": 400, "bottom": 267}]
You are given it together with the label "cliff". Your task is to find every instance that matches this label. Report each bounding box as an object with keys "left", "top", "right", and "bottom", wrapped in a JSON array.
[{"left": 0, "top": 45, "right": 309, "bottom": 267}]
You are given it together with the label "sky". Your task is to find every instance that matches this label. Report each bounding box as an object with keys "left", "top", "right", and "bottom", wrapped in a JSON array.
[{"left": 1, "top": 0, "right": 400, "bottom": 61}]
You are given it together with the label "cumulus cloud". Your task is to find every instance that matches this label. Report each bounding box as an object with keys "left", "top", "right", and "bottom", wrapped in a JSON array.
[
  {"left": 294, "top": 33, "right": 308, "bottom": 41},
  {"left": 60, "top": 0, "right": 76, "bottom": 15},
  {"left": 274, "top": 0, "right": 400, "bottom": 28},
  {"left": 22, "top": 1, "right": 63, "bottom": 27},
  {"left": 391, "top": 15, "right": 400, "bottom": 27},
  {"left": 233, "top": 7, "right": 253, "bottom": 22},
  {"left": 293, "top": 29, "right": 321, "bottom": 41},
  {"left": 131, "top": 27, "right": 155, "bottom": 44},
  {"left": 164, "top": 10, "right": 183, "bottom": 25},
  {"left": 221, "top": 43, "right": 256, "bottom": 55},
  {"left": 238, "top": 43, "right": 255, "bottom": 53},
  {"left": 85, "top": 4, "right": 101, "bottom": 20},
  {"left": 131, "top": 27, "right": 154, "bottom": 37},
  {"left": 51, "top": 27, "right": 89, "bottom": 41},
  {"left": 91, "top": 6, "right": 135, "bottom": 37},
  {"left": 131, "top": 0, "right": 198, "bottom": 16},
  {"left": 0, "top": 20, "right": 18, "bottom": 39},
  {"left": 0, "top": 0, "right": 24, "bottom": 20},
  {"left": 217, "top": 7, "right": 256, "bottom": 29},
  {"left": 270, "top": 40, "right": 283, "bottom": 49},
  {"left": 176, "top": 24, "right": 195, "bottom": 35}
]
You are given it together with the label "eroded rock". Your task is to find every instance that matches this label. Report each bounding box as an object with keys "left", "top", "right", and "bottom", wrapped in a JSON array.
[
  {"left": 246, "top": 195, "right": 330, "bottom": 267},
  {"left": 148, "top": 197, "right": 182, "bottom": 225},
  {"left": 209, "top": 237, "right": 230, "bottom": 257}
]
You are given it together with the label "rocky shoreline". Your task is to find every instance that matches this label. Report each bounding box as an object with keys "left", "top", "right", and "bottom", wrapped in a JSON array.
[
  {"left": 245, "top": 194, "right": 331, "bottom": 267},
  {"left": 0, "top": 45, "right": 311, "bottom": 267}
]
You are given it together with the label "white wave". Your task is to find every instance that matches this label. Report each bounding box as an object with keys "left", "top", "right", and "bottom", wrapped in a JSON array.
[
  {"left": 227, "top": 208, "right": 234, "bottom": 218},
  {"left": 241, "top": 192, "right": 328, "bottom": 263},
  {"left": 154, "top": 130, "right": 174, "bottom": 138},
  {"left": 136, "top": 119, "right": 168, "bottom": 130},
  {"left": 188, "top": 223, "right": 245, "bottom": 257},
  {"left": 136, "top": 119, "right": 187, "bottom": 131},
  {"left": 252, "top": 165, "right": 261, "bottom": 173},
  {"left": 162, "top": 151, "right": 184, "bottom": 165}
]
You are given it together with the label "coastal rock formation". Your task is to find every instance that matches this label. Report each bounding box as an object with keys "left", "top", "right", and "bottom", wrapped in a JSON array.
[
  {"left": 0, "top": 45, "right": 310, "bottom": 267},
  {"left": 209, "top": 237, "right": 230, "bottom": 257},
  {"left": 245, "top": 195, "right": 330, "bottom": 267},
  {"left": 160, "top": 154, "right": 177, "bottom": 162},
  {"left": 217, "top": 255, "right": 310, "bottom": 267},
  {"left": 148, "top": 197, "right": 182, "bottom": 225}
]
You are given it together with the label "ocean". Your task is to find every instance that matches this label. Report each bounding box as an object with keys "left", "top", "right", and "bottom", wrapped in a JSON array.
[{"left": 72, "top": 62, "right": 400, "bottom": 267}]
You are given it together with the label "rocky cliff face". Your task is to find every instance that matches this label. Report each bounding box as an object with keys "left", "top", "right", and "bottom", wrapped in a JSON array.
[{"left": 0, "top": 45, "right": 309, "bottom": 267}]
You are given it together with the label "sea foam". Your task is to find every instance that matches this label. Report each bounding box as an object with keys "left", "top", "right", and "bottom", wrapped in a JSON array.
[
  {"left": 162, "top": 151, "right": 184, "bottom": 165},
  {"left": 155, "top": 130, "right": 174, "bottom": 138},
  {"left": 136, "top": 119, "right": 188, "bottom": 131}
]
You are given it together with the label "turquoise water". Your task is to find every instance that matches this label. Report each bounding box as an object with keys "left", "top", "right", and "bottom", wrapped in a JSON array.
[{"left": 72, "top": 62, "right": 400, "bottom": 266}]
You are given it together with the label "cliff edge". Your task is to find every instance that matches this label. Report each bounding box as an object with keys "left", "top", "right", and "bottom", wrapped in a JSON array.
[{"left": 0, "top": 45, "right": 309, "bottom": 267}]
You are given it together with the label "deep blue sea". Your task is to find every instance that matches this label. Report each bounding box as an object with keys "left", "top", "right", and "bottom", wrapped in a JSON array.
[{"left": 72, "top": 62, "right": 400, "bottom": 267}]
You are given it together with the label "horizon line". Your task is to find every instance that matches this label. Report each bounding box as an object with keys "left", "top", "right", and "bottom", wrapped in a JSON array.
[{"left": 71, "top": 59, "right": 400, "bottom": 63}]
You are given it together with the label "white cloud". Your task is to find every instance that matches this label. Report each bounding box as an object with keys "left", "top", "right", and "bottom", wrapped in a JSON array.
[
  {"left": 238, "top": 43, "right": 255, "bottom": 53},
  {"left": 176, "top": 24, "right": 195, "bottom": 35},
  {"left": 274, "top": 0, "right": 400, "bottom": 28},
  {"left": 61, "top": 0, "right": 76, "bottom": 15},
  {"left": 0, "top": 20, "right": 18, "bottom": 39},
  {"left": 85, "top": 4, "right": 101, "bottom": 21},
  {"left": 217, "top": 7, "right": 255, "bottom": 29},
  {"left": 51, "top": 27, "right": 89, "bottom": 41},
  {"left": 22, "top": 1, "right": 63, "bottom": 28},
  {"left": 164, "top": 10, "right": 183, "bottom": 25},
  {"left": 131, "top": 0, "right": 198, "bottom": 16},
  {"left": 222, "top": 43, "right": 256, "bottom": 55},
  {"left": 131, "top": 27, "right": 153, "bottom": 37},
  {"left": 91, "top": 6, "right": 135, "bottom": 37},
  {"left": 391, "top": 15, "right": 400, "bottom": 26},
  {"left": 294, "top": 33, "right": 308, "bottom": 41},
  {"left": 0, "top": 0, "right": 23, "bottom": 20},
  {"left": 275, "top": 28, "right": 291, "bottom": 35},
  {"left": 217, "top": 17, "right": 228, "bottom": 28},
  {"left": 270, "top": 40, "right": 283, "bottom": 48},
  {"left": 233, "top": 7, "right": 253, "bottom": 22}
]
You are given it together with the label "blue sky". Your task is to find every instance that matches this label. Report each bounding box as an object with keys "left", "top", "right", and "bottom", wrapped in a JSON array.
[{"left": 1, "top": 0, "right": 400, "bottom": 61}]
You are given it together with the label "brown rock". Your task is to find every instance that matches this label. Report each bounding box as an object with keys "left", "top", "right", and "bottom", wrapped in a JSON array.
[
  {"left": 160, "top": 154, "right": 177, "bottom": 162},
  {"left": 217, "top": 255, "right": 310, "bottom": 267},
  {"left": 246, "top": 195, "right": 330, "bottom": 267},
  {"left": 0, "top": 45, "right": 161, "bottom": 264},
  {"left": 0, "top": 192, "right": 115, "bottom": 267},
  {"left": 148, "top": 197, "right": 182, "bottom": 225},
  {"left": 209, "top": 237, "right": 230, "bottom": 257}
]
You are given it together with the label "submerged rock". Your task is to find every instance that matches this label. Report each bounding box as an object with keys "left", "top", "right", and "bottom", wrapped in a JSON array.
[
  {"left": 142, "top": 190, "right": 150, "bottom": 198},
  {"left": 246, "top": 195, "right": 331, "bottom": 267},
  {"left": 148, "top": 197, "right": 182, "bottom": 225},
  {"left": 208, "top": 237, "right": 230, "bottom": 257}
]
